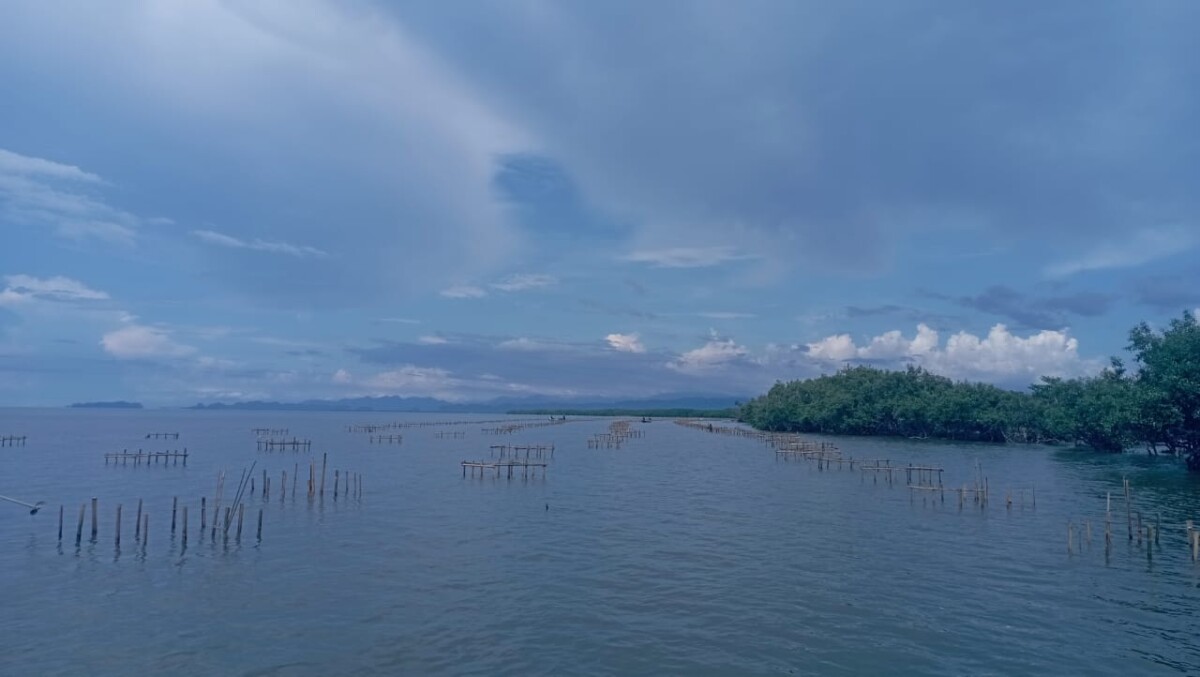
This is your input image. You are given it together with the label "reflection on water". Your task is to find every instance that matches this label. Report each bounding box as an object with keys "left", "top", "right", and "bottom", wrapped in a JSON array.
[{"left": 1, "top": 408, "right": 1199, "bottom": 676}]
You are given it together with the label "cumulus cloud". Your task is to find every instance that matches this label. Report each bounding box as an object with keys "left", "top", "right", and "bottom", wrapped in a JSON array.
[
  {"left": 605, "top": 332, "right": 645, "bottom": 353},
  {"left": 668, "top": 333, "right": 749, "bottom": 373},
  {"left": 490, "top": 274, "right": 556, "bottom": 292},
  {"left": 100, "top": 324, "right": 196, "bottom": 359},
  {"left": 0, "top": 274, "right": 109, "bottom": 306},
  {"left": 192, "top": 229, "right": 327, "bottom": 258},
  {"left": 806, "top": 323, "right": 1091, "bottom": 383}
]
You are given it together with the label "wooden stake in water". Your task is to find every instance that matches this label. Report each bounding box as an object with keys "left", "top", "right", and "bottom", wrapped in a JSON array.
[
  {"left": 334, "top": 470, "right": 339, "bottom": 499},
  {"left": 115, "top": 504, "right": 122, "bottom": 547},
  {"left": 320, "top": 453, "right": 327, "bottom": 497},
  {"left": 172, "top": 497, "right": 177, "bottom": 534},
  {"left": 90, "top": 497, "right": 98, "bottom": 541},
  {"left": 75, "top": 504, "right": 85, "bottom": 545},
  {"left": 182, "top": 506, "right": 189, "bottom": 546},
  {"left": 256, "top": 509, "right": 263, "bottom": 541},
  {"left": 58, "top": 505, "right": 63, "bottom": 541},
  {"left": 136, "top": 499, "right": 143, "bottom": 540},
  {"left": 237, "top": 504, "right": 244, "bottom": 541},
  {"left": 142, "top": 514, "right": 148, "bottom": 547}
]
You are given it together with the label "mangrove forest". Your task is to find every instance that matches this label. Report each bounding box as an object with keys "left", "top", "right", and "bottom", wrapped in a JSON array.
[{"left": 738, "top": 311, "right": 1200, "bottom": 471}]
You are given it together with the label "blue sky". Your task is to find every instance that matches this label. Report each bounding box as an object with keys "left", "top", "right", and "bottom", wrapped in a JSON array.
[{"left": 1, "top": 1, "right": 1198, "bottom": 406}]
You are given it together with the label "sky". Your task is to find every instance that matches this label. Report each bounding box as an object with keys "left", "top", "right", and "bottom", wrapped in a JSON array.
[{"left": 1, "top": 1, "right": 1198, "bottom": 406}]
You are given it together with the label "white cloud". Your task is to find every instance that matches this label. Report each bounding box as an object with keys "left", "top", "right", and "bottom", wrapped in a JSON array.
[
  {"left": 332, "top": 368, "right": 352, "bottom": 384},
  {"left": 0, "top": 274, "right": 109, "bottom": 306},
  {"left": 805, "top": 333, "right": 858, "bottom": 361},
  {"left": 440, "top": 284, "right": 487, "bottom": 299},
  {"left": 668, "top": 333, "right": 749, "bottom": 373},
  {"left": 623, "top": 246, "right": 753, "bottom": 268},
  {"left": 490, "top": 274, "right": 556, "bottom": 292},
  {"left": 0, "top": 148, "right": 139, "bottom": 244},
  {"left": 192, "top": 229, "right": 328, "bottom": 258},
  {"left": 0, "top": 148, "right": 103, "bottom": 183},
  {"left": 417, "top": 335, "right": 448, "bottom": 345},
  {"left": 605, "top": 332, "right": 645, "bottom": 353},
  {"left": 805, "top": 323, "right": 1090, "bottom": 382},
  {"left": 1045, "top": 225, "right": 1197, "bottom": 277},
  {"left": 100, "top": 324, "right": 196, "bottom": 359},
  {"left": 497, "top": 337, "right": 574, "bottom": 352}
]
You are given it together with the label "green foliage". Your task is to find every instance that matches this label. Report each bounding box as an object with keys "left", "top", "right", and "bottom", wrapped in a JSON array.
[
  {"left": 739, "top": 311, "right": 1200, "bottom": 471},
  {"left": 1126, "top": 311, "right": 1200, "bottom": 469},
  {"left": 739, "top": 365, "right": 1031, "bottom": 443}
]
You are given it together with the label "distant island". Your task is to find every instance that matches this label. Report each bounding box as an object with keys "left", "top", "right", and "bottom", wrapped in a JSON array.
[{"left": 69, "top": 401, "right": 144, "bottom": 409}]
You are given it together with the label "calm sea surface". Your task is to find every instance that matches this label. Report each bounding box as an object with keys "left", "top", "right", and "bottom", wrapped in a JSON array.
[{"left": 2, "top": 408, "right": 1199, "bottom": 676}]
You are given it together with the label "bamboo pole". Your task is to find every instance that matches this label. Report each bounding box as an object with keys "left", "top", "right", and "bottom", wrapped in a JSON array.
[
  {"left": 320, "top": 453, "right": 327, "bottom": 497},
  {"left": 182, "top": 506, "right": 188, "bottom": 546},
  {"left": 58, "top": 505, "right": 63, "bottom": 541},
  {"left": 75, "top": 503, "right": 85, "bottom": 545},
  {"left": 171, "top": 496, "right": 178, "bottom": 534},
  {"left": 115, "top": 504, "right": 122, "bottom": 547},
  {"left": 90, "top": 497, "right": 98, "bottom": 541}
]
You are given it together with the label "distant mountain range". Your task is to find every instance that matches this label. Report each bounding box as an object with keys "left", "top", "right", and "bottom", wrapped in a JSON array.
[
  {"left": 189, "top": 393, "right": 745, "bottom": 413},
  {"left": 69, "top": 401, "right": 144, "bottom": 409}
]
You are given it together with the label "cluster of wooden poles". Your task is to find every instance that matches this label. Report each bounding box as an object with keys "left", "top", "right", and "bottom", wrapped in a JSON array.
[
  {"left": 680, "top": 419, "right": 1016, "bottom": 513},
  {"left": 245, "top": 457, "right": 363, "bottom": 502},
  {"left": 144, "top": 432, "right": 180, "bottom": 439},
  {"left": 461, "top": 460, "right": 547, "bottom": 479},
  {"left": 587, "top": 421, "right": 644, "bottom": 449},
  {"left": 57, "top": 496, "right": 263, "bottom": 549},
  {"left": 1068, "top": 477, "right": 1200, "bottom": 562},
  {"left": 347, "top": 423, "right": 402, "bottom": 433},
  {"left": 104, "top": 449, "right": 189, "bottom": 466},
  {"left": 256, "top": 438, "right": 312, "bottom": 452},
  {"left": 368, "top": 435, "right": 403, "bottom": 444},
  {"left": 435, "top": 431, "right": 467, "bottom": 439},
  {"left": 482, "top": 420, "right": 569, "bottom": 435},
  {"left": 490, "top": 444, "right": 555, "bottom": 459},
  {"left": 251, "top": 427, "right": 288, "bottom": 436},
  {"left": 0, "top": 435, "right": 27, "bottom": 447}
]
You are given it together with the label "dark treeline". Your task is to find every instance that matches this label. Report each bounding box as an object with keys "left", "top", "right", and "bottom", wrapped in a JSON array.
[{"left": 738, "top": 312, "right": 1200, "bottom": 471}]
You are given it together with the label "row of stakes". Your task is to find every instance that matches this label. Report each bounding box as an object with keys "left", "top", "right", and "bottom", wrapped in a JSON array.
[
  {"left": 57, "top": 454, "right": 364, "bottom": 550},
  {"left": 678, "top": 421, "right": 1200, "bottom": 563},
  {"left": 1067, "top": 477, "right": 1200, "bottom": 562},
  {"left": 58, "top": 497, "right": 262, "bottom": 548}
]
